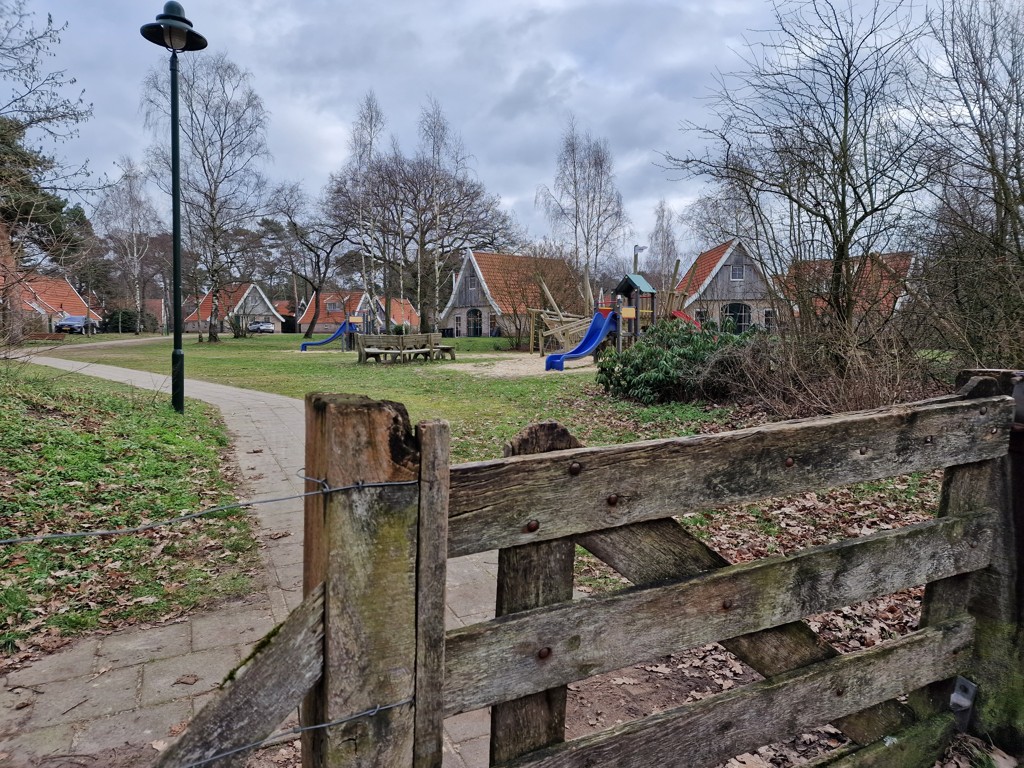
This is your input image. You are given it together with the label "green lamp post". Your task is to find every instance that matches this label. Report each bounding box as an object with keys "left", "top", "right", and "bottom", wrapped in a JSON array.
[{"left": 141, "top": 2, "right": 207, "bottom": 414}]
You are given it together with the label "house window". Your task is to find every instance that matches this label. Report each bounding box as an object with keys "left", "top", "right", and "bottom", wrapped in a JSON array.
[
  {"left": 326, "top": 302, "right": 340, "bottom": 312},
  {"left": 763, "top": 308, "right": 776, "bottom": 332},
  {"left": 467, "top": 273, "right": 478, "bottom": 291},
  {"left": 489, "top": 313, "right": 499, "bottom": 336},
  {"left": 721, "top": 302, "right": 752, "bottom": 332},
  {"left": 694, "top": 309, "right": 707, "bottom": 325},
  {"left": 455, "top": 315, "right": 462, "bottom": 337},
  {"left": 730, "top": 263, "right": 744, "bottom": 281},
  {"left": 467, "top": 308, "right": 483, "bottom": 337}
]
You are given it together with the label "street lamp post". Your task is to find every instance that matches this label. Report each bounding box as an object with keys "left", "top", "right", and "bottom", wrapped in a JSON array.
[{"left": 141, "top": 2, "right": 207, "bottom": 414}]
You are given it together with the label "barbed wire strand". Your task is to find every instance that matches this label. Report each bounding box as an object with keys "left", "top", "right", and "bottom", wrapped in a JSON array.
[
  {"left": 181, "top": 697, "right": 414, "bottom": 768},
  {"left": 0, "top": 477, "right": 419, "bottom": 546}
]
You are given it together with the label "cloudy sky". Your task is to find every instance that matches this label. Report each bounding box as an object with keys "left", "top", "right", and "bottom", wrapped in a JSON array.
[{"left": 45, "top": 0, "right": 774, "bottom": 263}]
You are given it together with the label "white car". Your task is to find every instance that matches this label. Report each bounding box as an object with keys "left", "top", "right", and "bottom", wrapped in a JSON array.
[{"left": 247, "top": 321, "right": 275, "bottom": 334}]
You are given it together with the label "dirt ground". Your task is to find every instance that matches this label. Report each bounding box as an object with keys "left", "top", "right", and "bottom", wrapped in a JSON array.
[{"left": 448, "top": 351, "right": 597, "bottom": 378}]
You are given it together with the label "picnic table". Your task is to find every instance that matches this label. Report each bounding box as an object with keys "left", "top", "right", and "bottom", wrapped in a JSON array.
[{"left": 355, "top": 333, "right": 456, "bottom": 364}]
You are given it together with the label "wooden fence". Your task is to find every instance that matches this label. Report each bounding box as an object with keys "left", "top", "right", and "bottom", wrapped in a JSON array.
[{"left": 156, "top": 372, "right": 1024, "bottom": 768}]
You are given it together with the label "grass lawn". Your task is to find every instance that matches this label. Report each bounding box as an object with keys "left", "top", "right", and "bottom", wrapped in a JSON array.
[
  {"left": 48, "top": 334, "right": 727, "bottom": 462},
  {"left": 0, "top": 362, "right": 258, "bottom": 655}
]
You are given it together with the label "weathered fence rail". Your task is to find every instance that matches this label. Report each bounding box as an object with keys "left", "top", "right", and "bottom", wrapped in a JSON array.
[{"left": 157, "top": 374, "right": 1024, "bottom": 768}]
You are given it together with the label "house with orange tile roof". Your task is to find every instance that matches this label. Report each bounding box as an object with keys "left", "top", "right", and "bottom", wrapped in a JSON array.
[
  {"left": 674, "top": 240, "right": 776, "bottom": 332},
  {"left": 184, "top": 282, "right": 284, "bottom": 333},
  {"left": 1, "top": 272, "right": 101, "bottom": 333},
  {"left": 296, "top": 290, "right": 420, "bottom": 333},
  {"left": 438, "top": 250, "right": 580, "bottom": 338},
  {"left": 782, "top": 252, "right": 914, "bottom": 327}
]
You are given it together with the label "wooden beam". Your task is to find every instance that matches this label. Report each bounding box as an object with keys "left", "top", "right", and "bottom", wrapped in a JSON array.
[
  {"left": 490, "top": 424, "right": 582, "bottom": 764},
  {"left": 444, "top": 514, "right": 993, "bottom": 715},
  {"left": 576, "top": 519, "right": 914, "bottom": 745},
  {"left": 302, "top": 394, "right": 421, "bottom": 766},
  {"left": 493, "top": 620, "right": 972, "bottom": 768},
  {"left": 447, "top": 396, "right": 1013, "bottom": 556},
  {"left": 414, "top": 421, "right": 450, "bottom": 768}
]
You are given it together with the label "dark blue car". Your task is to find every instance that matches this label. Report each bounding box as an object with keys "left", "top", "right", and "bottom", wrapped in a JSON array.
[{"left": 54, "top": 315, "right": 99, "bottom": 334}]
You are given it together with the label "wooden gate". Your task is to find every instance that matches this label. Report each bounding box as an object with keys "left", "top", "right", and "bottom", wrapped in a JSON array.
[{"left": 157, "top": 373, "right": 1024, "bottom": 767}]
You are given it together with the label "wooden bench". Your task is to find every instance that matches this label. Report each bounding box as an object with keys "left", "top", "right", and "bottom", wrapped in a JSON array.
[
  {"left": 25, "top": 332, "right": 67, "bottom": 341},
  {"left": 356, "top": 332, "right": 456, "bottom": 363}
]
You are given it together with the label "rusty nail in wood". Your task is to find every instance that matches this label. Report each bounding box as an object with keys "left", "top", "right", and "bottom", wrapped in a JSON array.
[
  {"left": 524, "top": 520, "right": 540, "bottom": 533},
  {"left": 568, "top": 461, "right": 582, "bottom": 476},
  {"left": 925, "top": 436, "right": 933, "bottom": 443},
  {"left": 980, "top": 407, "right": 988, "bottom": 415},
  {"left": 859, "top": 446, "right": 868, "bottom": 455},
  {"left": 992, "top": 428, "right": 999, "bottom": 434},
  {"left": 607, "top": 494, "right": 619, "bottom": 506},
  {"left": 722, "top": 599, "right": 733, "bottom": 610},
  {"left": 835, "top": 688, "right": 845, "bottom": 697},
  {"left": 537, "top": 647, "right": 552, "bottom": 660},
  {"left": 785, "top": 457, "right": 794, "bottom": 468}
]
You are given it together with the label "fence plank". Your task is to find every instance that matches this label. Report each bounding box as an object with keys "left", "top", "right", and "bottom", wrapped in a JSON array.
[
  {"left": 445, "top": 513, "right": 993, "bottom": 715},
  {"left": 156, "top": 584, "right": 325, "bottom": 768},
  {"left": 491, "top": 424, "right": 582, "bottom": 764},
  {"left": 414, "top": 420, "right": 451, "bottom": 768},
  {"left": 576, "top": 519, "right": 914, "bottom": 744},
  {"left": 448, "top": 396, "right": 1013, "bottom": 556},
  {"left": 495, "top": 620, "right": 972, "bottom": 768},
  {"left": 302, "top": 394, "right": 421, "bottom": 767},
  {"left": 811, "top": 715, "right": 955, "bottom": 767}
]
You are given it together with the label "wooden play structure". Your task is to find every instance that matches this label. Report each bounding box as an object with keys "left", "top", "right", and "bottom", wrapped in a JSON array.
[{"left": 531, "top": 269, "right": 671, "bottom": 355}]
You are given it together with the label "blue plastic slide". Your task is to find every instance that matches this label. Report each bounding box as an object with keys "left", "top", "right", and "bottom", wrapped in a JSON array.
[
  {"left": 300, "top": 322, "right": 356, "bottom": 351},
  {"left": 545, "top": 312, "right": 617, "bottom": 371}
]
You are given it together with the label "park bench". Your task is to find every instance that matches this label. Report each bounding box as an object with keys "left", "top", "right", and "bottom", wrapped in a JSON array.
[{"left": 356, "top": 332, "right": 455, "bottom": 364}]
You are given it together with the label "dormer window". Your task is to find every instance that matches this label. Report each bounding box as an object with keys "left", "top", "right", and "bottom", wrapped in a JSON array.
[
  {"left": 730, "top": 264, "right": 744, "bottom": 281},
  {"left": 326, "top": 302, "right": 340, "bottom": 312}
]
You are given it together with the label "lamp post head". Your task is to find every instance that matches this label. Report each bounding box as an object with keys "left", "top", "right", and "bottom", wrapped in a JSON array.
[{"left": 141, "top": 2, "right": 207, "bottom": 52}]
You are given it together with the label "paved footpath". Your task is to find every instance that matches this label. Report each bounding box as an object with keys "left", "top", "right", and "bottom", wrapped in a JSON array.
[{"left": 1, "top": 351, "right": 495, "bottom": 767}]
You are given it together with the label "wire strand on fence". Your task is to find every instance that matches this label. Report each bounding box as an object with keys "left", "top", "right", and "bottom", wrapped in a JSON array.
[
  {"left": 0, "top": 475, "right": 420, "bottom": 546},
  {"left": 180, "top": 697, "right": 415, "bottom": 768}
]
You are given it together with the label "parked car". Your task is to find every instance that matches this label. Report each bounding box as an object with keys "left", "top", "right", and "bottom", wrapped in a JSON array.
[
  {"left": 247, "top": 320, "right": 275, "bottom": 334},
  {"left": 54, "top": 315, "right": 99, "bottom": 334}
]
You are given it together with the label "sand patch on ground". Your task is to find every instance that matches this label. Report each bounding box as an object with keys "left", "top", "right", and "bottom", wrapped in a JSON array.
[{"left": 449, "top": 351, "right": 596, "bottom": 378}]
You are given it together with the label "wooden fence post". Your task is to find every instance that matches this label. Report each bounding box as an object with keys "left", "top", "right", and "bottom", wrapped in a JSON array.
[
  {"left": 489, "top": 423, "right": 582, "bottom": 763},
  {"left": 301, "top": 394, "right": 448, "bottom": 768},
  {"left": 924, "top": 372, "right": 1023, "bottom": 752}
]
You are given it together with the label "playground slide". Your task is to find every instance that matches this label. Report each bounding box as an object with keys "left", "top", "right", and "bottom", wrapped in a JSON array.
[
  {"left": 545, "top": 312, "right": 617, "bottom": 371},
  {"left": 300, "top": 322, "right": 355, "bottom": 352}
]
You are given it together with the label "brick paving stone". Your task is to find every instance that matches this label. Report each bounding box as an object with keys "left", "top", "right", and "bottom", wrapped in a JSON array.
[
  {"left": 139, "top": 647, "right": 239, "bottom": 706},
  {"left": 72, "top": 698, "right": 191, "bottom": 754},
  {"left": 96, "top": 622, "right": 192, "bottom": 668},
  {"left": 0, "top": 722, "right": 75, "bottom": 767},
  {"left": 5, "top": 639, "right": 99, "bottom": 687},
  {"left": 190, "top": 607, "right": 275, "bottom": 653},
  {"left": 21, "top": 666, "right": 142, "bottom": 725}
]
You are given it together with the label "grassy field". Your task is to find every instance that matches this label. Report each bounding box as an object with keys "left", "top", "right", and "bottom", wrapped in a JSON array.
[
  {"left": 47, "top": 334, "right": 727, "bottom": 462},
  {"left": 0, "top": 363, "right": 258, "bottom": 654}
]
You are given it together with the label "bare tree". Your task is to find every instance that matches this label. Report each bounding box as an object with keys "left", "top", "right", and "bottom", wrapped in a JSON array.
[
  {"left": 644, "top": 199, "right": 680, "bottom": 290},
  {"left": 667, "top": 0, "right": 929, "bottom": 348},
  {"left": 268, "top": 183, "right": 351, "bottom": 339},
  {"left": 329, "top": 94, "right": 519, "bottom": 331},
  {"left": 537, "top": 114, "right": 631, "bottom": 279},
  {"left": 142, "top": 52, "right": 270, "bottom": 342},
  {"left": 915, "top": 0, "right": 1024, "bottom": 365},
  {"left": 0, "top": 0, "right": 93, "bottom": 341},
  {"left": 93, "top": 157, "right": 161, "bottom": 334}
]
